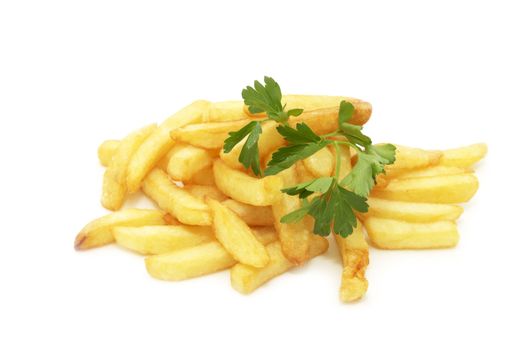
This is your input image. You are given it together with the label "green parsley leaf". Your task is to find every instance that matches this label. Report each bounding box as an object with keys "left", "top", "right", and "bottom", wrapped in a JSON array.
[
  {"left": 281, "top": 177, "right": 334, "bottom": 199},
  {"left": 338, "top": 100, "right": 355, "bottom": 126},
  {"left": 340, "top": 123, "right": 372, "bottom": 146},
  {"left": 223, "top": 120, "right": 263, "bottom": 176},
  {"left": 242, "top": 76, "right": 284, "bottom": 119}
]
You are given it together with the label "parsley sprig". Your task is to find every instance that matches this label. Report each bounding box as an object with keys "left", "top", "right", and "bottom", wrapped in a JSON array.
[{"left": 223, "top": 77, "right": 396, "bottom": 237}]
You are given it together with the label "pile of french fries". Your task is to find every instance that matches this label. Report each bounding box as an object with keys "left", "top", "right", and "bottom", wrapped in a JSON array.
[{"left": 75, "top": 95, "right": 486, "bottom": 302}]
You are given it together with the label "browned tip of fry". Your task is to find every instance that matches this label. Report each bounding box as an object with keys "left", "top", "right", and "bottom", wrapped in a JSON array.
[
  {"left": 74, "top": 233, "right": 87, "bottom": 251},
  {"left": 163, "top": 213, "right": 179, "bottom": 225},
  {"left": 352, "top": 100, "right": 372, "bottom": 126},
  {"left": 340, "top": 270, "right": 368, "bottom": 302}
]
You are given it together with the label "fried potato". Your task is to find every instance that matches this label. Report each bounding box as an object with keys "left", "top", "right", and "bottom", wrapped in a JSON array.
[
  {"left": 372, "top": 173, "right": 479, "bottom": 203},
  {"left": 113, "top": 225, "right": 214, "bottom": 255},
  {"left": 272, "top": 165, "right": 311, "bottom": 264},
  {"left": 221, "top": 199, "right": 274, "bottom": 226},
  {"left": 144, "top": 227, "right": 278, "bottom": 281},
  {"left": 334, "top": 222, "right": 369, "bottom": 302},
  {"left": 302, "top": 147, "right": 334, "bottom": 178},
  {"left": 244, "top": 95, "right": 372, "bottom": 126},
  {"left": 384, "top": 145, "right": 442, "bottom": 175},
  {"left": 102, "top": 124, "right": 157, "bottom": 210},
  {"left": 395, "top": 165, "right": 470, "bottom": 180},
  {"left": 142, "top": 168, "right": 211, "bottom": 225},
  {"left": 98, "top": 140, "right": 120, "bottom": 166},
  {"left": 187, "top": 165, "right": 215, "bottom": 186},
  {"left": 213, "top": 160, "right": 283, "bottom": 206},
  {"left": 364, "top": 217, "right": 459, "bottom": 249},
  {"left": 295, "top": 161, "right": 316, "bottom": 183},
  {"left": 74, "top": 209, "right": 167, "bottom": 250},
  {"left": 207, "top": 198, "right": 269, "bottom": 268},
  {"left": 438, "top": 143, "right": 487, "bottom": 168},
  {"left": 165, "top": 145, "right": 213, "bottom": 182},
  {"left": 205, "top": 100, "right": 249, "bottom": 122},
  {"left": 171, "top": 119, "right": 252, "bottom": 149},
  {"left": 127, "top": 100, "right": 210, "bottom": 193},
  {"left": 363, "top": 197, "right": 463, "bottom": 222},
  {"left": 184, "top": 184, "right": 227, "bottom": 201},
  {"left": 230, "top": 236, "right": 329, "bottom": 294}
]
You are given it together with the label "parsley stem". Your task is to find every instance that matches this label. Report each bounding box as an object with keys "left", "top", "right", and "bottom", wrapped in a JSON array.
[
  {"left": 321, "top": 131, "right": 340, "bottom": 138},
  {"left": 333, "top": 141, "right": 342, "bottom": 181}
]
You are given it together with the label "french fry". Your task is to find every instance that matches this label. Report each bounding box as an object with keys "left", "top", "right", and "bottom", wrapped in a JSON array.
[
  {"left": 295, "top": 161, "right": 316, "bottom": 183},
  {"left": 372, "top": 174, "right": 479, "bottom": 203},
  {"left": 395, "top": 165, "right": 470, "bottom": 180},
  {"left": 166, "top": 145, "right": 213, "bottom": 182},
  {"left": 272, "top": 165, "right": 311, "bottom": 264},
  {"left": 364, "top": 217, "right": 459, "bottom": 249},
  {"left": 144, "top": 227, "right": 278, "bottom": 281},
  {"left": 207, "top": 198, "right": 269, "bottom": 268},
  {"left": 438, "top": 143, "right": 487, "bottom": 168},
  {"left": 302, "top": 147, "right": 335, "bottom": 178},
  {"left": 113, "top": 225, "right": 214, "bottom": 255},
  {"left": 221, "top": 199, "right": 274, "bottom": 226},
  {"left": 384, "top": 145, "right": 442, "bottom": 175},
  {"left": 205, "top": 100, "right": 249, "bottom": 122},
  {"left": 334, "top": 222, "right": 369, "bottom": 302},
  {"left": 98, "top": 140, "right": 120, "bottom": 166},
  {"left": 171, "top": 119, "right": 252, "bottom": 149},
  {"left": 185, "top": 184, "right": 227, "bottom": 201},
  {"left": 230, "top": 236, "right": 329, "bottom": 294},
  {"left": 127, "top": 100, "right": 210, "bottom": 193},
  {"left": 102, "top": 124, "right": 157, "bottom": 210},
  {"left": 142, "top": 168, "right": 211, "bottom": 225},
  {"left": 187, "top": 165, "right": 215, "bottom": 186},
  {"left": 213, "top": 160, "right": 283, "bottom": 206},
  {"left": 244, "top": 95, "right": 372, "bottom": 126},
  {"left": 74, "top": 209, "right": 167, "bottom": 250},
  {"left": 363, "top": 197, "right": 463, "bottom": 222}
]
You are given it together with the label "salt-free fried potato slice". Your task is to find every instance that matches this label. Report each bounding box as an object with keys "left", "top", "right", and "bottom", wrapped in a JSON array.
[
  {"left": 74, "top": 209, "right": 167, "bottom": 250},
  {"left": 395, "top": 166, "right": 470, "bottom": 180},
  {"left": 334, "top": 222, "right": 369, "bottom": 302},
  {"left": 142, "top": 168, "right": 211, "bottom": 225},
  {"left": 187, "top": 165, "right": 215, "bottom": 186},
  {"left": 184, "top": 185, "right": 227, "bottom": 201},
  {"left": 364, "top": 217, "right": 459, "bottom": 249},
  {"left": 126, "top": 100, "right": 210, "bottom": 193},
  {"left": 363, "top": 197, "right": 463, "bottom": 222},
  {"left": 230, "top": 236, "right": 329, "bottom": 294},
  {"left": 302, "top": 147, "right": 334, "bottom": 178},
  {"left": 205, "top": 100, "right": 249, "bottom": 122},
  {"left": 98, "top": 140, "right": 120, "bottom": 166},
  {"left": 244, "top": 95, "right": 372, "bottom": 126},
  {"left": 166, "top": 145, "right": 213, "bottom": 181},
  {"left": 102, "top": 124, "right": 157, "bottom": 210},
  {"left": 372, "top": 174, "right": 479, "bottom": 203},
  {"left": 384, "top": 145, "right": 442, "bottom": 175},
  {"left": 438, "top": 143, "right": 487, "bottom": 168},
  {"left": 213, "top": 160, "right": 283, "bottom": 206},
  {"left": 171, "top": 119, "right": 252, "bottom": 149},
  {"left": 207, "top": 198, "right": 269, "bottom": 268},
  {"left": 144, "top": 227, "right": 278, "bottom": 281},
  {"left": 221, "top": 199, "right": 274, "bottom": 226},
  {"left": 113, "top": 225, "right": 214, "bottom": 255},
  {"left": 272, "top": 165, "right": 311, "bottom": 265}
]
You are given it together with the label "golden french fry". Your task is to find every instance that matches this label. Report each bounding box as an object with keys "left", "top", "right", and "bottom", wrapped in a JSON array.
[
  {"left": 363, "top": 197, "right": 463, "bottom": 222},
  {"left": 144, "top": 227, "right": 278, "bottom": 281},
  {"left": 213, "top": 160, "right": 283, "bottom": 206},
  {"left": 126, "top": 100, "right": 210, "bottom": 193},
  {"left": 272, "top": 165, "right": 311, "bottom": 265},
  {"left": 364, "top": 217, "right": 459, "bottom": 249},
  {"left": 438, "top": 143, "right": 487, "bottom": 168},
  {"left": 187, "top": 165, "right": 215, "bottom": 186},
  {"left": 372, "top": 174, "right": 479, "bottom": 203},
  {"left": 244, "top": 95, "right": 372, "bottom": 126},
  {"left": 113, "top": 225, "right": 214, "bottom": 255},
  {"left": 384, "top": 145, "right": 442, "bottom": 175},
  {"left": 295, "top": 161, "right": 316, "bottom": 183},
  {"left": 171, "top": 119, "right": 252, "bottom": 149},
  {"left": 184, "top": 184, "right": 227, "bottom": 201},
  {"left": 207, "top": 198, "right": 269, "bottom": 268},
  {"left": 102, "top": 124, "right": 157, "bottom": 210},
  {"left": 230, "top": 236, "right": 329, "bottom": 294},
  {"left": 395, "top": 165, "right": 470, "bottom": 180},
  {"left": 74, "top": 209, "right": 167, "bottom": 250},
  {"left": 221, "top": 199, "right": 274, "bottom": 226},
  {"left": 165, "top": 145, "right": 213, "bottom": 182},
  {"left": 251, "top": 226, "right": 278, "bottom": 245},
  {"left": 205, "top": 100, "right": 249, "bottom": 122},
  {"left": 334, "top": 222, "right": 369, "bottom": 302},
  {"left": 98, "top": 140, "right": 120, "bottom": 166},
  {"left": 142, "top": 168, "right": 211, "bottom": 225},
  {"left": 302, "top": 147, "right": 334, "bottom": 178}
]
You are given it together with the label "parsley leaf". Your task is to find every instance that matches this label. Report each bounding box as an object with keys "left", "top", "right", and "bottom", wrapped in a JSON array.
[
  {"left": 281, "top": 177, "right": 334, "bottom": 199},
  {"left": 223, "top": 120, "right": 263, "bottom": 176}
]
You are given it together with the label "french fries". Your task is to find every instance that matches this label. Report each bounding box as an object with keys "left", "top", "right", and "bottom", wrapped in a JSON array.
[
  {"left": 142, "top": 168, "right": 211, "bottom": 225},
  {"left": 372, "top": 174, "right": 479, "bottom": 203},
  {"left": 113, "top": 225, "right": 214, "bottom": 255},
  {"left": 438, "top": 143, "right": 487, "bottom": 168},
  {"left": 302, "top": 147, "right": 334, "bottom": 178},
  {"left": 395, "top": 165, "right": 470, "bottom": 180},
  {"left": 184, "top": 184, "right": 227, "bottom": 201},
  {"left": 205, "top": 101, "right": 248, "bottom": 122},
  {"left": 127, "top": 100, "right": 210, "bottom": 193},
  {"left": 98, "top": 139, "right": 120, "bottom": 166},
  {"left": 364, "top": 197, "right": 463, "bottom": 222},
  {"left": 75, "top": 209, "right": 168, "bottom": 250},
  {"left": 213, "top": 160, "right": 283, "bottom": 206},
  {"left": 166, "top": 144, "right": 213, "bottom": 181},
  {"left": 102, "top": 124, "right": 157, "bottom": 210},
  {"left": 230, "top": 236, "right": 329, "bottom": 294},
  {"left": 221, "top": 199, "right": 274, "bottom": 226},
  {"left": 334, "top": 222, "right": 369, "bottom": 302},
  {"left": 364, "top": 217, "right": 459, "bottom": 249},
  {"left": 207, "top": 198, "right": 269, "bottom": 267},
  {"left": 384, "top": 145, "right": 442, "bottom": 175},
  {"left": 171, "top": 119, "right": 252, "bottom": 149}
]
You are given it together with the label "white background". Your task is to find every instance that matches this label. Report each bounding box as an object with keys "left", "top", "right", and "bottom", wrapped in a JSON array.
[{"left": 1, "top": 1, "right": 526, "bottom": 349}]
